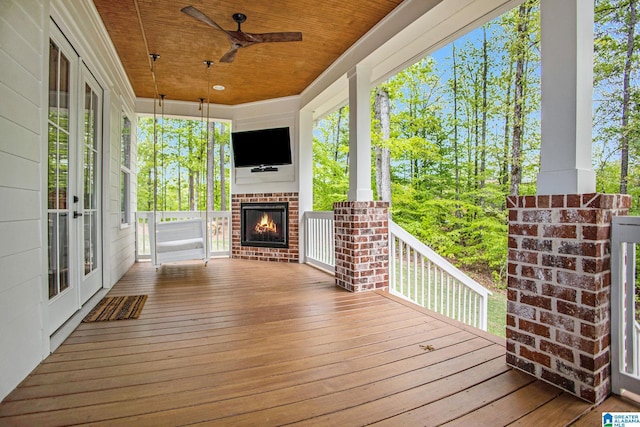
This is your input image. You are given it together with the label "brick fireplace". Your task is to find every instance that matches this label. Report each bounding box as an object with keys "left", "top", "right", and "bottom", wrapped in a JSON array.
[
  {"left": 241, "top": 202, "right": 289, "bottom": 248},
  {"left": 231, "top": 192, "right": 299, "bottom": 262}
]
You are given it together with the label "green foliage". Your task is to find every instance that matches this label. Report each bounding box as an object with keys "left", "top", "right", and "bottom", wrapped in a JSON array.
[
  {"left": 593, "top": 0, "right": 640, "bottom": 195},
  {"left": 136, "top": 117, "right": 230, "bottom": 212},
  {"left": 391, "top": 183, "right": 508, "bottom": 283},
  {"left": 312, "top": 106, "right": 350, "bottom": 210},
  {"left": 311, "top": 4, "right": 548, "bottom": 286}
]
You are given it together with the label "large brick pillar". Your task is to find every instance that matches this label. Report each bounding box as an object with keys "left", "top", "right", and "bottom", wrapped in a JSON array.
[
  {"left": 507, "top": 193, "right": 631, "bottom": 403},
  {"left": 334, "top": 201, "right": 389, "bottom": 292}
]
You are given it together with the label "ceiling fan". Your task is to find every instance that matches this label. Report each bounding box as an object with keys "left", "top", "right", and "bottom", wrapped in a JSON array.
[{"left": 181, "top": 6, "right": 303, "bottom": 63}]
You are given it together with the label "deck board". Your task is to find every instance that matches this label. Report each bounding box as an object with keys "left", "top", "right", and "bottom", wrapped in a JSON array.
[
  {"left": 570, "top": 395, "right": 640, "bottom": 426},
  {"left": 441, "top": 380, "right": 562, "bottom": 426},
  {"left": 0, "top": 259, "right": 627, "bottom": 426},
  {"left": 511, "top": 393, "right": 601, "bottom": 426}
]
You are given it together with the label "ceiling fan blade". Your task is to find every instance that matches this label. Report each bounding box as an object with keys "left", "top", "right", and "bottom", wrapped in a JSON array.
[
  {"left": 249, "top": 32, "right": 303, "bottom": 43},
  {"left": 181, "top": 5, "right": 229, "bottom": 35},
  {"left": 220, "top": 47, "right": 239, "bottom": 63}
]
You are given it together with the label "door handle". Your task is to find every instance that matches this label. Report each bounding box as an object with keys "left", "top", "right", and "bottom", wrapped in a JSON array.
[{"left": 74, "top": 211, "right": 83, "bottom": 218}]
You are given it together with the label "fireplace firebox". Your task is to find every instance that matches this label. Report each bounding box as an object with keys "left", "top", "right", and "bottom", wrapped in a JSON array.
[{"left": 241, "top": 202, "right": 288, "bottom": 248}]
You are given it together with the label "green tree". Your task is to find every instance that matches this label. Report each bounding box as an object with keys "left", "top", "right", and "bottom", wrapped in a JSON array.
[
  {"left": 312, "top": 107, "right": 350, "bottom": 210},
  {"left": 594, "top": 0, "right": 639, "bottom": 198},
  {"left": 137, "top": 117, "right": 229, "bottom": 212}
]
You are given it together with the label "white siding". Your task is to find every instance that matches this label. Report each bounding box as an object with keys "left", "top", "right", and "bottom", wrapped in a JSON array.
[
  {"left": 0, "top": 0, "right": 137, "bottom": 400},
  {"left": 109, "top": 103, "right": 136, "bottom": 284},
  {"left": 0, "top": 0, "right": 47, "bottom": 401}
]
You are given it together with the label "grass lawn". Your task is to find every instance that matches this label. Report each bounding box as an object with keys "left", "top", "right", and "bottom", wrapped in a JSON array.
[{"left": 487, "top": 290, "right": 507, "bottom": 338}]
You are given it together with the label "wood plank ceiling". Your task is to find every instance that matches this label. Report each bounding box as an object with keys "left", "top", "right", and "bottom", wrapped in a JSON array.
[{"left": 92, "top": 0, "right": 404, "bottom": 105}]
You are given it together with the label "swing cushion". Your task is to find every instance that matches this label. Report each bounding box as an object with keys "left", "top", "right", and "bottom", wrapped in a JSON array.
[
  {"left": 155, "top": 218, "right": 206, "bottom": 254},
  {"left": 156, "top": 237, "right": 204, "bottom": 253}
]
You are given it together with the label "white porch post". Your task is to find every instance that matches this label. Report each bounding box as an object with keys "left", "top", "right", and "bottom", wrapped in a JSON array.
[
  {"left": 347, "top": 64, "right": 374, "bottom": 201},
  {"left": 298, "top": 109, "right": 314, "bottom": 262},
  {"left": 335, "top": 64, "right": 388, "bottom": 293},
  {"left": 537, "top": 0, "right": 596, "bottom": 195}
]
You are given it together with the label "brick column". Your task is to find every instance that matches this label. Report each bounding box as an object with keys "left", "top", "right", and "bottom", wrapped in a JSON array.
[
  {"left": 334, "top": 201, "right": 389, "bottom": 292},
  {"left": 507, "top": 193, "right": 631, "bottom": 403}
]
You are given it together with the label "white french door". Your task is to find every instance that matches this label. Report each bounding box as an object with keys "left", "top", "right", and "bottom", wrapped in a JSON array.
[
  {"left": 78, "top": 66, "right": 103, "bottom": 304},
  {"left": 48, "top": 25, "right": 103, "bottom": 335}
]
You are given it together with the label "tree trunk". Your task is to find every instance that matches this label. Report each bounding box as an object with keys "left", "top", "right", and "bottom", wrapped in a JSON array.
[
  {"left": 177, "top": 134, "right": 181, "bottom": 210},
  {"left": 466, "top": 102, "right": 473, "bottom": 191},
  {"left": 620, "top": 0, "right": 636, "bottom": 194},
  {"left": 147, "top": 169, "right": 153, "bottom": 211},
  {"left": 160, "top": 120, "right": 166, "bottom": 211},
  {"left": 501, "top": 61, "right": 513, "bottom": 188},
  {"left": 335, "top": 106, "right": 344, "bottom": 163},
  {"left": 188, "top": 124, "right": 196, "bottom": 211},
  {"left": 374, "top": 87, "right": 392, "bottom": 203},
  {"left": 472, "top": 67, "right": 479, "bottom": 190},
  {"left": 480, "top": 26, "right": 488, "bottom": 191},
  {"left": 219, "top": 123, "right": 227, "bottom": 211},
  {"left": 189, "top": 173, "right": 195, "bottom": 211},
  {"left": 207, "top": 121, "right": 215, "bottom": 212},
  {"left": 452, "top": 43, "right": 460, "bottom": 200},
  {"left": 510, "top": 2, "right": 532, "bottom": 196}
]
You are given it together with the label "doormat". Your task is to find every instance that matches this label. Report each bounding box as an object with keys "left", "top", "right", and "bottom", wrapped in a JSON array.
[{"left": 82, "top": 295, "right": 148, "bottom": 322}]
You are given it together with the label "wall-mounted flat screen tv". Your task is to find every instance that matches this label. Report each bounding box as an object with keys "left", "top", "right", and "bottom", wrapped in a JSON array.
[{"left": 231, "top": 126, "right": 292, "bottom": 169}]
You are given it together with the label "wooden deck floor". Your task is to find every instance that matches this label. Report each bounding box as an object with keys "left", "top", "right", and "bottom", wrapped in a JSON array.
[{"left": 1, "top": 259, "right": 638, "bottom": 426}]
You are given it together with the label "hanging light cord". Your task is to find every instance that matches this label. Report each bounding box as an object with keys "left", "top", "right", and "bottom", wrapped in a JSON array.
[
  {"left": 151, "top": 56, "right": 159, "bottom": 215},
  {"left": 204, "top": 61, "right": 213, "bottom": 258},
  {"left": 160, "top": 94, "right": 166, "bottom": 216},
  {"left": 134, "top": 0, "right": 160, "bottom": 101},
  {"left": 150, "top": 54, "right": 159, "bottom": 267}
]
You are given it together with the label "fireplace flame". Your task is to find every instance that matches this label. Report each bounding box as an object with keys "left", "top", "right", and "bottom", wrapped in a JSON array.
[{"left": 255, "top": 213, "right": 278, "bottom": 234}]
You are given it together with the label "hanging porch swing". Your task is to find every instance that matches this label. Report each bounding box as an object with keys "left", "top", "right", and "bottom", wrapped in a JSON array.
[{"left": 148, "top": 56, "right": 212, "bottom": 270}]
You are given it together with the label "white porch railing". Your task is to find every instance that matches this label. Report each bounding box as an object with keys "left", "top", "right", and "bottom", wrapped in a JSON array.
[
  {"left": 389, "top": 221, "right": 490, "bottom": 331},
  {"left": 301, "top": 211, "right": 491, "bottom": 331},
  {"left": 611, "top": 216, "right": 640, "bottom": 397},
  {"left": 135, "top": 211, "right": 232, "bottom": 261},
  {"left": 304, "top": 211, "right": 335, "bottom": 272}
]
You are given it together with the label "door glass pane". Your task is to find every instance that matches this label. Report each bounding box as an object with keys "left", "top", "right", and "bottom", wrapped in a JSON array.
[
  {"left": 84, "top": 212, "right": 97, "bottom": 275},
  {"left": 59, "top": 213, "right": 69, "bottom": 292},
  {"left": 82, "top": 80, "right": 100, "bottom": 277},
  {"left": 48, "top": 213, "right": 58, "bottom": 298},
  {"left": 48, "top": 212, "right": 70, "bottom": 298},
  {"left": 84, "top": 83, "right": 92, "bottom": 145},
  {"left": 120, "top": 170, "right": 128, "bottom": 223},
  {"left": 84, "top": 144, "right": 94, "bottom": 209},
  {"left": 120, "top": 114, "right": 131, "bottom": 224},
  {"left": 91, "top": 91, "right": 98, "bottom": 150},
  {"left": 48, "top": 37, "right": 71, "bottom": 300},
  {"left": 48, "top": 42, "right": 59, "bottom": 125},
  {"left": 121, "top": 115, "right": 131, "bottom": 168},
  {"left": 84, "top": 84, "right": 98, "bottom": 210},
  {"left": 59, "top": 52, "right": 70, "bottom": 132},
  {"left": 59, "top": 130, "right": 69, "bottom": 209},
  {"left": 48, "top": 124, "right": 58, "bottom": 210}
]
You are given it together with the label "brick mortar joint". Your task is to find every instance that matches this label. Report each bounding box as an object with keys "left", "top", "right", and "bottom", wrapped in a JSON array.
[
  {"left": 507, "top": 193, "right": 631, "bottom": 209},
  {"left": 512, "top": 343, "right": 609, "bottom": 381}
]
